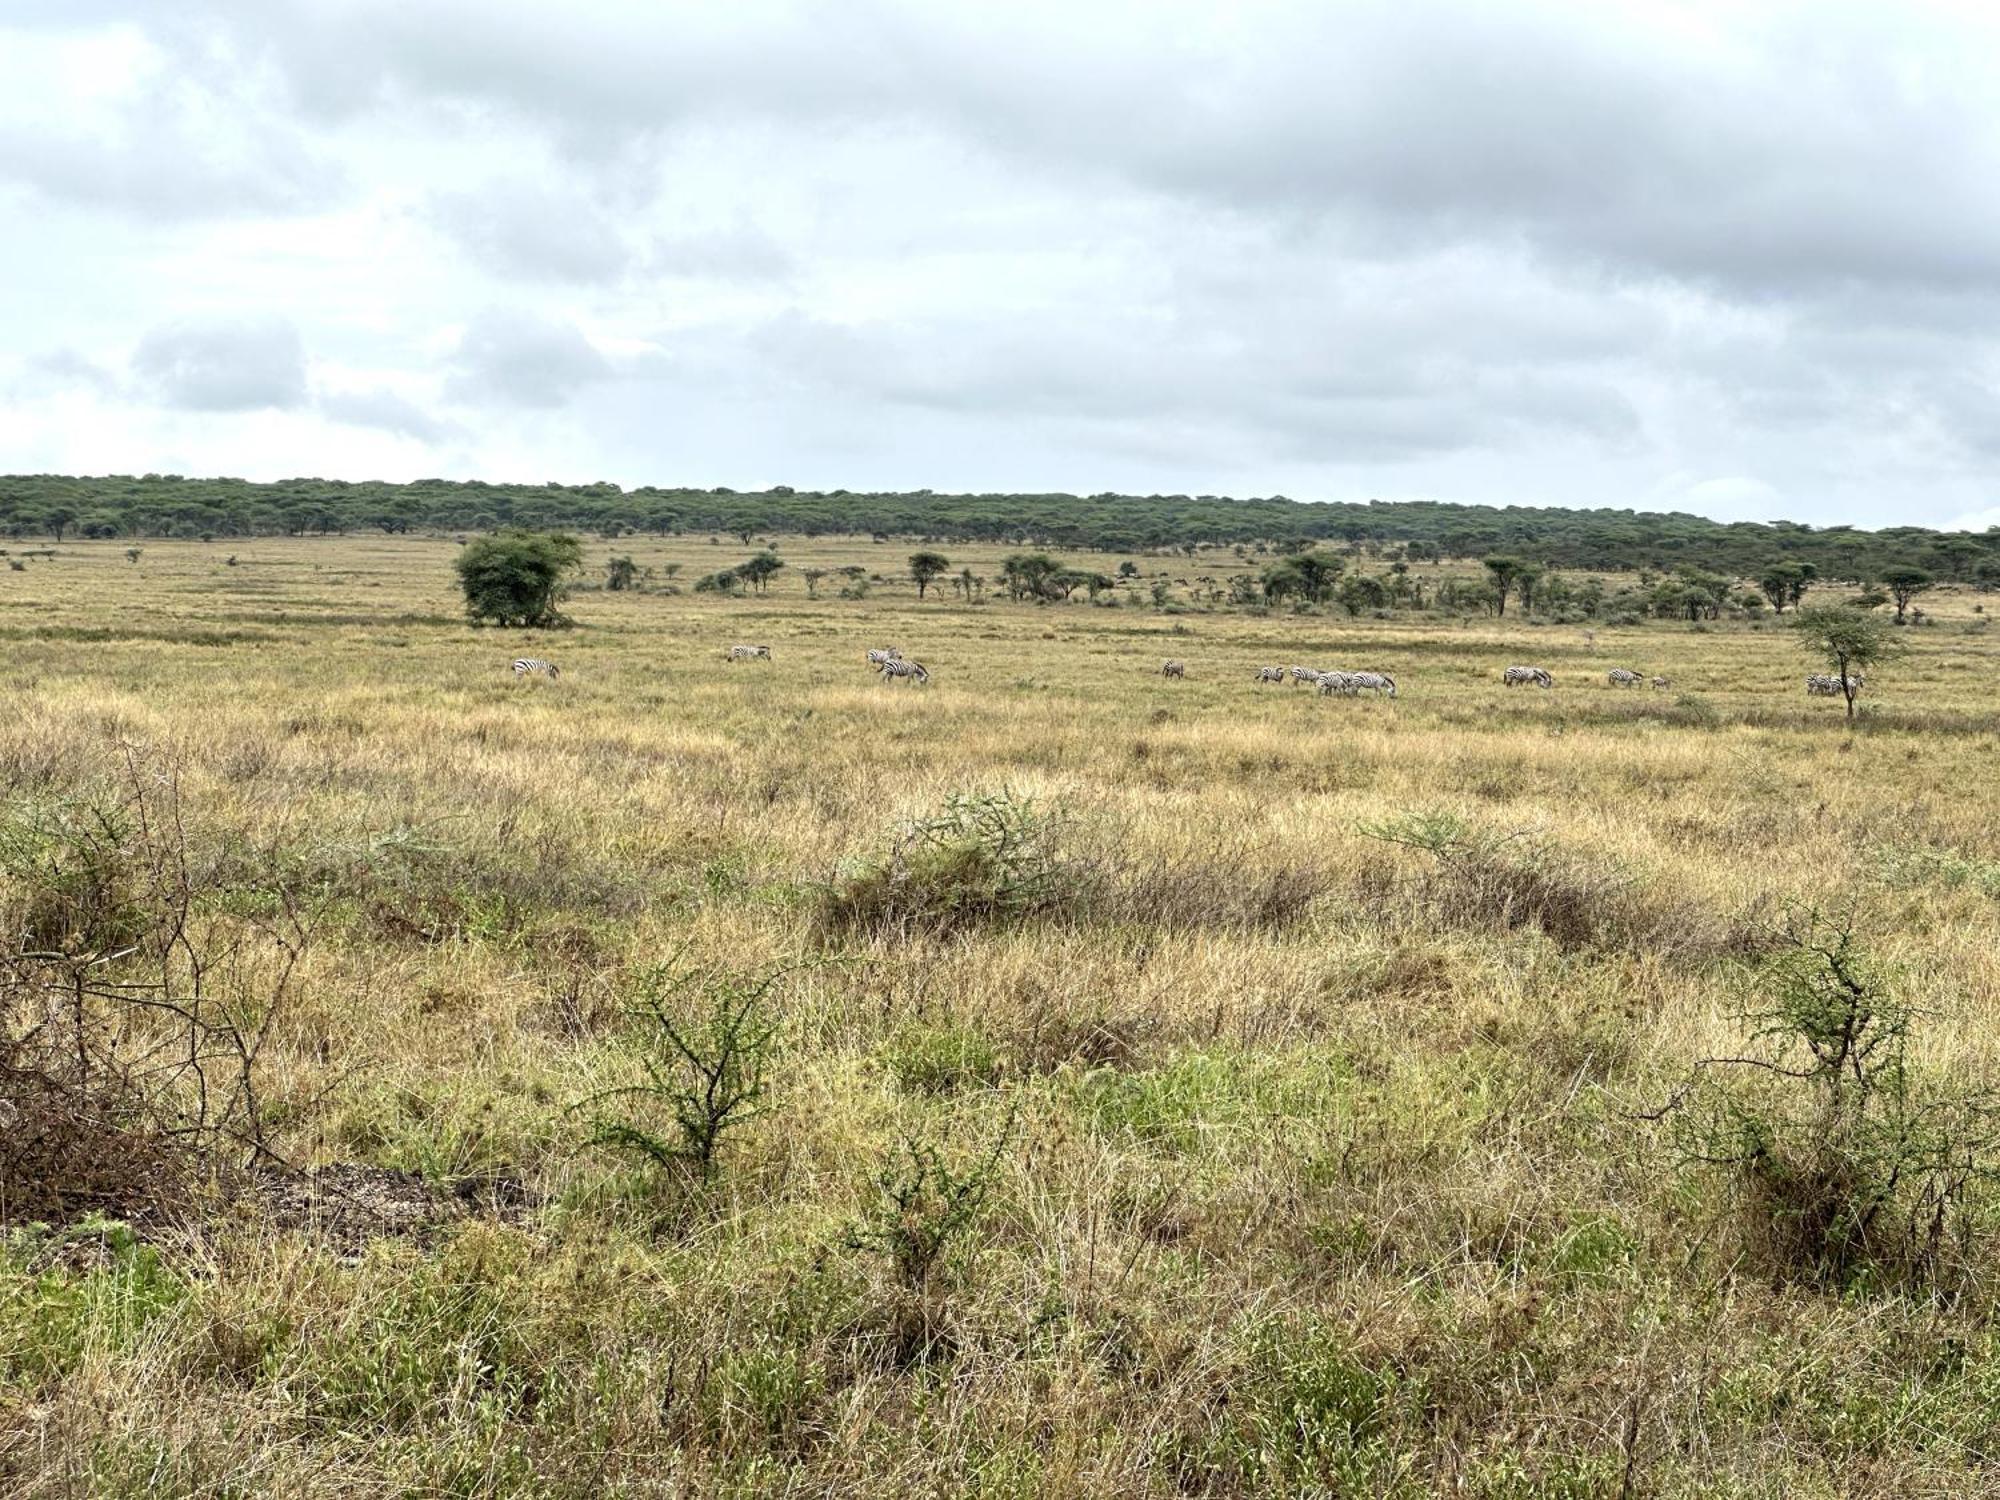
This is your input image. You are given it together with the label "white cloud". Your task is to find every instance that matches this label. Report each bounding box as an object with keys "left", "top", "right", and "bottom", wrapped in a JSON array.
[
  {"left": 131, "top": 317, "right": 307, "bottom": 411},
  {"left": 4, "top": 1, "right": 2000, "bottom": 528}
]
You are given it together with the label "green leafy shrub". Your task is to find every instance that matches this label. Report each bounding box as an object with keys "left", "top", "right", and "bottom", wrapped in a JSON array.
[
  {"left": 817, "top": 790, "right": 1087, "bottom": 939},
  {"left": 571, "top": 957, "right": 782, "bottom": 1184},
  {"left": 453, "top": 529, "right": 582, "bottom": 627},
  {"left": 1645, "top": 907, "right": 2000, "bottom": 1288}
]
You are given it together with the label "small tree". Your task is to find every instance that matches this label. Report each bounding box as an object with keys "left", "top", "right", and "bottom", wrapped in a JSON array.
[
  {"left": 908, "top": 551, "right": 950, "bottom": 600},
  {"left": 1483, "top": 555, "right": 1527, "bottom": 616},
  {"left": 802, "top": 567, "right": 827, "bottom": 599},
  {"left": 1793, "top": 603, "right": 1902, "bottom": 719},
  {"left": 736, "top": 551, "right": 785, "bottom": 595},
  {"left": 1880, "top": 566, "right": 1934, "bottom": 624},
  {"left": 1000, "top": 553, "right": 1061, "bottom": 601},
  {"left": 1759, "top": 560, "right": 1814, "bottom": 614},
  {"left": 605, "top": 555, "right": 638, "bottom": 591},
  {"left": 570, "top": 958, "right": 781, "bottom": 1184},
  {"left": 454, "top": 530, "right": 583, "bottom": 627}
]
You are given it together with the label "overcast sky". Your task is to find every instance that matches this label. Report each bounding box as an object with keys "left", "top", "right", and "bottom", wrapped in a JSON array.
[{"left": 5, "top": 1, "right": 2000, "bottom": 530}]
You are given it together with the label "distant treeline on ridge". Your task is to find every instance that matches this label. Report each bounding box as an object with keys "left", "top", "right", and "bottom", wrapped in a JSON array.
[{"left": 5, "top": 473, "right": 1998, "bottom": 582}]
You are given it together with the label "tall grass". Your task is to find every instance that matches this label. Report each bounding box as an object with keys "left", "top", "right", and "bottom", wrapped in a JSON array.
[{"left": 1, "top": 536, "right": 1998, "bottom": 1496}]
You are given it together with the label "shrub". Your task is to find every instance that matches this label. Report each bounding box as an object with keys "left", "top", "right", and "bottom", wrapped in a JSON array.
[
  {"left": 1357, "top": 809, "right": 1638, "bottom": 952},
  {"left": 843, "top": 1130, "right": 1006, "bottom": 1293},
  {"left": 817, "top": 790, "right": 1086, "bottom": 939},
  {"left": 571, "top": 957, "right": 782, "bottom": 1185},
  {"left": 0, "top": 744, "right": 316, "bottom": 1226},
  {"left": 453, "top": 530, "right": 582, "bottom": 627},
  {"left": 1643, "top": 907, "right": 2000, "bottom": 1288}
]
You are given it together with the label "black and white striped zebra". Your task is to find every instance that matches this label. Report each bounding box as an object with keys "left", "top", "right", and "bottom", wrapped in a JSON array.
[
  {"left": 512, "top": 657, "right": 559, "bottom": 679},
  {"left": 865, "top": 648, "right": 903, "bottom": 667},
  {"left": 1806, "top": 673, "right": 1863, "bottom": 697},
  {"left": 728, "top": 644, "right": 772, "bottom": 661},
  {"left": 879, "top": 658, "right": 930, "bottom": 685},
  {"left": 1316, "top": 670, "right": 1353, "bottom": 696},
  {"left": 1161, "top": 660, "right": 1186, "bottom": 679},
  {"left": 1607, "top": 668, "right": 1642, "bottom": 687},
  {"left": 1255, "top": 665, "right": 1286, "bottom": 683},
  {"left": 1503, "top": 665, "right": 1553, "bottom": 688},
  {"left": 1651, "top": 676, "right": 1672, "bottom": 690},
  {"left": 1349, "top": 671, "right": 1396, "bottom": 697},
  {"left": 1288, "top": 665, "right": 1317, "bottom": 687}
]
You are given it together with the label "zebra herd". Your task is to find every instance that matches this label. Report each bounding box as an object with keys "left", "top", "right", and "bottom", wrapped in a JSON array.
[
  {"left": 866, "top": 647, "right": 931, "bottom": 684},
  {"left": 515, "top": 648, "right": 1862, "bottom": 704},
  {"left": 1502, "top": 665, "right": 1674, "bottom": 691},
  {"left": 1247, "top": 664, "right": 1396, "bottom": 695}
]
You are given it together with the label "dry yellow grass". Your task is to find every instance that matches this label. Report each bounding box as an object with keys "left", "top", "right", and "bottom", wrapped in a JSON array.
[{"left": 3, "top": 535, "right": 2000, "bottom": 1497}]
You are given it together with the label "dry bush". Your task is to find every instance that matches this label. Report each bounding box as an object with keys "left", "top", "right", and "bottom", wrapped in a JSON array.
[
  {"left": 1356, "top": 807, "right": 1738, "bottom": 959},
  {"left": 1642, "top": 908, "right": 2000, "bottom": 1291},
  {"left": 0, "top": 741, "right": 318, "bottom": 1226}
]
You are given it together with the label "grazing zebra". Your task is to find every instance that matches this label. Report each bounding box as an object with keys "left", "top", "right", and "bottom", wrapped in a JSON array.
[
  {"left": 1161, "top": 660, "right": 1186, "bottom": 679},
  {"left": 1349, "top": 671, "right": 1397, "bottom": 697},
  {"left": 1255, "top": 665, "right": 1286, "bottom": 683},
  {"left": 1289, "top": 665, "right": 1318, "bottom": 687},
  {"left": 879, "top": 658, "right": 930, "bottom": 685},
  {"left": 1807, "top": 673, "right": 1863, "bottom": 697},
  {"left": 728, "top": 644, "right": 772, "bottom": 661},
  {"left": 1316, "top": 671, "right": 1356, "bottom": 696},
  {"left": 865, "top": 648, "right": 903, "bottom": 666},
  {"left": 1503, "top": 666, "right": 1554, "bottom": 689},
  {"left": 512, "top": 658, "right": 559, "bottom": 679},
  {"left": 1651, "top": 676, "right": 1672, "bottom": 690},
  {"left": 1607, "top": 668, "right": 1642, "bottom": 687}
]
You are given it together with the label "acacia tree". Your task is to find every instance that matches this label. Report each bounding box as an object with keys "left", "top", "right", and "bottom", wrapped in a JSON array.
[
  {"left": 1001, "top": 553, "right": 1060, "bottom": 600},
  {"left": 1759, "top": 560, "right": 1815, "bottom": 614},
  {"left": 1880, "top": 566, "right": 1934, "bottom": 624},
  {"left": 605, "top": 555, "right": 638, "bottom": 591},
  {"left": 908, "top": 551, "right": 950, "bottom": 599},
  {"left": 736, "top": 551, "right": 785, "bottom": 594},
  {"left": 1483, "top": 555, "right": 1528, "bottom": 616},
  {"left": 1793, "top": 603, "right": 1903, "bottom": 720},
  {"left": 454, "top": 530, "right": 584, "bottom": 627}
]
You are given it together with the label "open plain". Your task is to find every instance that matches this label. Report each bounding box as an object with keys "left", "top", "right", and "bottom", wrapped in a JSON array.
[{"left": 5, "top": 535, "right": 2000, "bottom": 1497}]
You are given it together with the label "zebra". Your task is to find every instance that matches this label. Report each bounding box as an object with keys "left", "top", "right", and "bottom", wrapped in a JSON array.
[
  {"left": 1161, "top": 660, "right": 1186, "bottom": 679},
  {"left": 1807, "top": 673, "right": 1863, "bottom": 697},
  {"left": 1316, "top": 671, "right": 1356, "bottom": 696},
  {"left": 879, "top": 658, "right": 930, "bottom": 685},
  {"left": 1651, "top": 676, "right": 1672, "bottom": 690},
  {"left": 1503, "top": 666, "right": 1553, "bottom": 689},
  {"left": 512, "top": 658, "right": 559, "bottom": 679},
  {"left": 1288, "top": 665, "right": 1318, "bottom": 687},
  {"left": 1255, "top": 665, "right": 1286, "bottom": 683},
  {"left": 865, "top": 648, "right": 903, "bottom": 666},
  {"left": 728, "top": 644, "right": 772, "bottom": 661},
  {"left": 1607, "top": 668, "right": 1642, "bottom": 687},
  {"left": 1349, "top": 671, "right": 1396, "bottom": 697}
]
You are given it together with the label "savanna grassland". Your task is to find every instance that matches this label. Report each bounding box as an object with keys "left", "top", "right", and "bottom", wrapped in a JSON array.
[{"left": 6, "top": 534, "right": 2000, "bottom": 1498}]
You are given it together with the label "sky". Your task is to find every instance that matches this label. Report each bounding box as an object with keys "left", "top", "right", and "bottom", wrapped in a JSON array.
[{"left": 5, "top": 1, "right": 2000, "bottom": 531}]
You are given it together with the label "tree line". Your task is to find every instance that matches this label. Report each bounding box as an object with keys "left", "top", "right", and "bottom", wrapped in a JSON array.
[{"left": 6, "top": 472, "right": 1999, "bottom": 584}]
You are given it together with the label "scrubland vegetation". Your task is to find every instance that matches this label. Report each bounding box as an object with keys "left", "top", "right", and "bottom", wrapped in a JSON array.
[{"left": 5, "top": 533, "right": 2000, "bottom": 1497}]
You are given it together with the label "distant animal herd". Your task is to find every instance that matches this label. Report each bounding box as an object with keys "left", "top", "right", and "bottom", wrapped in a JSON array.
[{"left": 510, "top": 653, "right": 1863, "bottom": 700}]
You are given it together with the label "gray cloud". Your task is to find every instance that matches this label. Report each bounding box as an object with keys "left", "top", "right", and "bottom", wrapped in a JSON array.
[
  {"left": 318, "top": 387, "right": 454, "bottom": 442},
  {"left": 446, "top": 310, "right": 612, "bottom": 408},
  {"left": 429, "top": 181, "right": 634, "bottom": 284},
  {"left": 131, "top": 317, "right": 307, "bottom": 411},
  {"left": 24, "top": 349, "right": 118, "bottom": 393},
  {"left": 10, "top": 2, "right": 2000, "bottom": 526}
]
